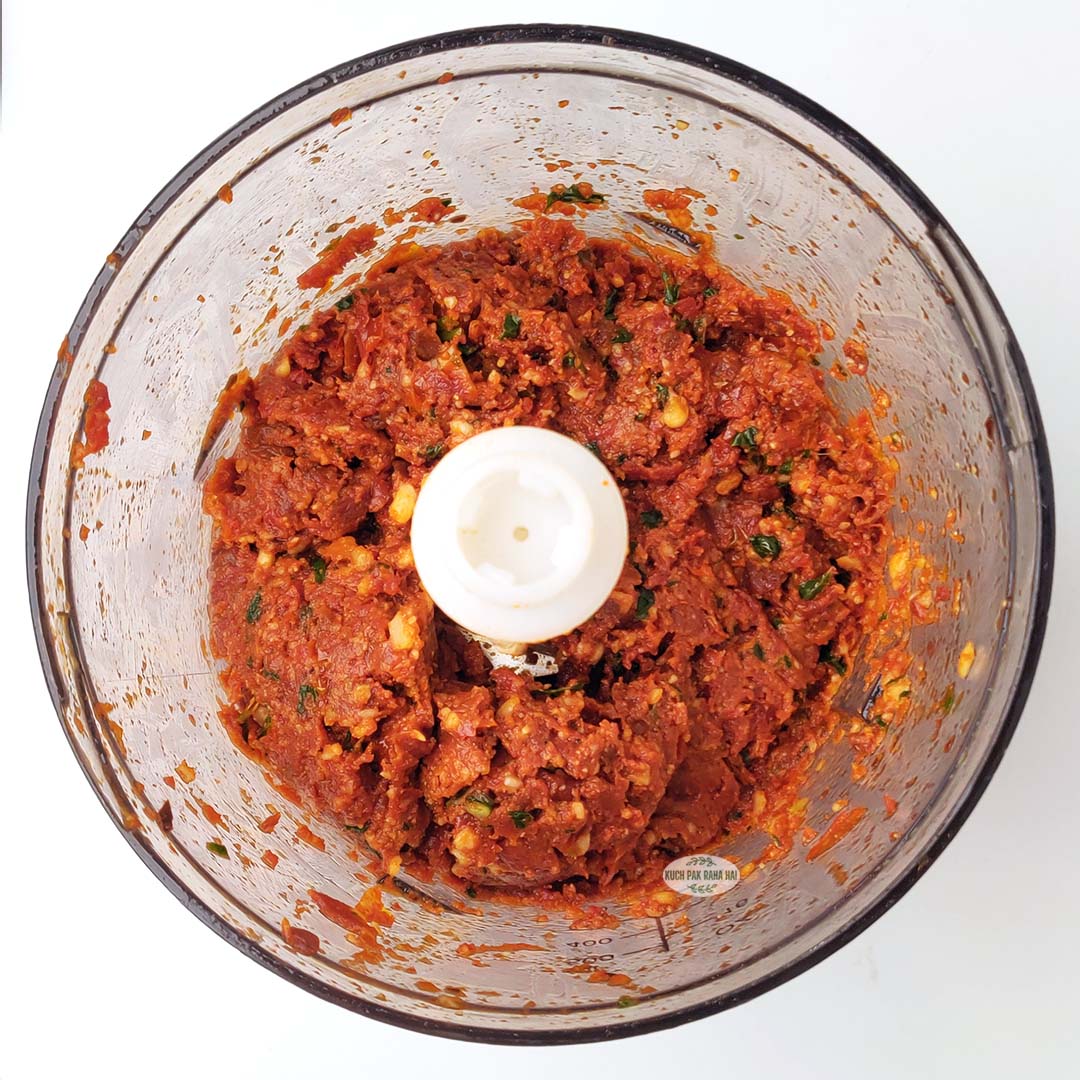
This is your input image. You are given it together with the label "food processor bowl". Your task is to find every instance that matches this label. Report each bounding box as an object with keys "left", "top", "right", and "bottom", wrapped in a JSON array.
[{"left": 27, "top": 25, "right": 1053, "bottom": 1042}]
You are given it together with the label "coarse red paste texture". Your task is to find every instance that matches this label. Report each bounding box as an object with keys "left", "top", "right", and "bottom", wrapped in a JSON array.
[{"left": 204, "top": 216, "right": 894, "bottom": 894}]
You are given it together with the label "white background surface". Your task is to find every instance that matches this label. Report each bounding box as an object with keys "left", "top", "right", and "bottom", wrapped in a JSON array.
[{"left": 1, "top": 1, "right": 1077, "bottom": 1075}]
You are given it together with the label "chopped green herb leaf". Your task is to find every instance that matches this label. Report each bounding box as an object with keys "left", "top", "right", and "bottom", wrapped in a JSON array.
[
  {"left": 662, "top": 270, "right": 680, "bottom": 306},
  {"left": 465, "top": 886, "right": 478, "bottom": 899},
  {"left": 262, "top": 669, "right": 280, "bottom": 680},
  {"left": 616, "top": 996, "right": 635, "bottom": 1008},
  {"left": 422, "top": 442, "right": 445, "bottom": 462},
  {"left": 703, "top": 286, "right": 717, "bottom": 298},
  {"left": 635, "top": 586, "right": 656, "bottom": 621},
  {"left": 502, "top": 312, "right": 522, "bottom": 339},
  {"left": 872, "top": 717, "right": 889, "bottom": 729},
  {"left": 464, "top": 791, "right": 495, "bottom": 819},
  {"left": 246, "top": 590, "right": 263, "bottom": 624},
  {"left": 798, "top": 572, "right": 832, "bottom": 601},
  {"left": 612, "top": 326, "right": 633, "bottom": 344},
  {"left": 732, "top": 426, "right": 758, "bottom": 450},
  {"left": 603, "top": 288, "right": 620, "bottom": 320},
  {"left": 655, "top": 383, "right": 670, "bottom": 408},
  {"left": 778, "top": 458, "right": 794, "bottom": 476},
  {"left": 459, "top": 340, "right": 481, "bottom": 360},
  {"left": 508, "top": 809, "right": 534, "bottom": 828},
  {"left": 308, "top": 553, "right": 328, "bottom": 583},
  {"left": 752, "top": 641, "right": 765, "bottom": 661},
  {"left": 734, "top": 233, "right": 745, "bottom": 240},
  {"left": 941, "top": 686, "right": 956, "bottom": 714},
  {"left": 545, "top": 183, "right": 606, "bottom": 209},
  {"left": 750, "top": 534, "right": 781, "bottom": 560},
  {"left": 436, "top": 315, "right": 458, "bottom": 343},
  {"left": 562, "top": 352, "right": 576, "bottom": 369},
  {"left": 298, "top": 603, "right": 313, "bottom": 622},
  {"left": 820, "top": 647, "right": 848, "bottom": 676},
  {"left": 335, "top": 294, "right": 355, "bottom": 312},
  {"left": 297, "top": 683, "right": 318, "bottom": 715},
  {"left": 641, "top": 509, "right": 664, "bottom": 528},
  {"left": 206, "top": 841, "right": 229, "bottom": 858},
  {"left": 344, "top": 823, "right": 369, "bottom": 834},
  {"left": 535, "top": 681, "right": 586, "bottom": 697},
  {"left": 440, "top": 197, "right": 452, "bottom": 206},
  {"left": 584, "top": 440, "right": 601, "bottom": 458},
  {"left": 782, "top": 654, "right": 793, "bottom": 669}
]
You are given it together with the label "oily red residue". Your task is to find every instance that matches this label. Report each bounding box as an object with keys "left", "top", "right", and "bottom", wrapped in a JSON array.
[
  {"left": 259, "top": 811, "right": 281, "bottom": 833},
  {"left": 58, "top": 336, "right": 74, "bottom": 364},
  {"left": 217, "top": 184, "right": 233, "bottom": 204},
  {"left": 455, "top": 942, "right": 545, "bottom": 959},
  {"left": 158, "top": 800, "right": 174, "bottom": 832},
  {"left": 70, "top": 379, "right": 111, "bottom": 469},
  {"left": 807, "top": 806, "right": 867, "bottom": 862},
  {"left": 295, "top": 824, "right": 325, "bottom": 851},
  {"left": 642, "top": 187, "right": 698, "bottom": 231},
  {"left": 308, "top": 889, "right": 368, "bottom": 933},
  {"left": 436, "top": 71, "right": 454, "bottom": 84},
  {"left": 78, "top": 524, "right": 90, "bottom": 542},
  {"left": 329, "top": 106, "right": 352, "bottom": 126},
  {"left": 281, "top": 917, "right": 320, "bottom": 956},
  {"left": 261, "top": 850, "right": 278, "bottom": 868},
  {"left": 406, "top": 197, "right": 454, "bottom": 223},
  {"left": 586, "top": 970, "right": 633, "bottom": 987},
  {"left": 355, "top": 885, "right": 394, "bottom": 928},
  {"left": 197, "top": 800, "right": 227, "bottom": 829},
  {"left": 883, "top": 794, "right": 899, "bottom": 818},
  {"left": 340, "top": 886, "right": 396, "bottom": 970},
  {"left": 643, "top": 187, "right": 694, "bottom": 211},
  {"left": 843, "top": 337, "right": 869, "bottom": 376},
  {"left": 569, "top": 905, "right": 622, "bottom": 932},
  {"left": 297, "top": 223, "right": 380, "bottom": 289}
]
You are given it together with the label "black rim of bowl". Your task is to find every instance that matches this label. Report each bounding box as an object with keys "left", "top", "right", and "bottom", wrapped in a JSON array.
[{"left": 25, "top": 22, "right": 1056, "bottom": 1045}]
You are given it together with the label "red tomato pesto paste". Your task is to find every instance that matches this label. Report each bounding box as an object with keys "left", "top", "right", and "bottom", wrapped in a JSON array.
[{"left": 204, "top": 213, "right": 894, "bottom": 894}]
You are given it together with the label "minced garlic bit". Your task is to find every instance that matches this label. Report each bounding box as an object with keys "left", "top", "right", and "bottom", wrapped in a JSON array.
[
  {"left": 661, "top": 392, "right": 689, "bottom": 428},
  {"left": 389, "top": 481, "right": 418, "bottom": 524}
]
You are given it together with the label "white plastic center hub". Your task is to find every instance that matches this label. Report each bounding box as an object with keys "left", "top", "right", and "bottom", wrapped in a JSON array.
[{"left": 410, "top": 427, "right": 629, "bottom": 647}]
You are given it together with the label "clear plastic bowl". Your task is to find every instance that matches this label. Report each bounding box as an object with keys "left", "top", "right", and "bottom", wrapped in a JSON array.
[{"left": 27, "top": 25, "right": 1054, "bottom": 1043}]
